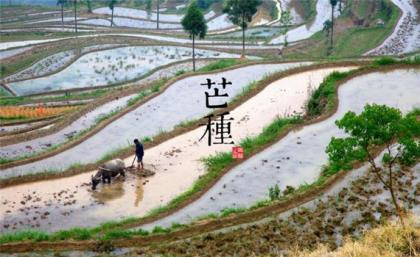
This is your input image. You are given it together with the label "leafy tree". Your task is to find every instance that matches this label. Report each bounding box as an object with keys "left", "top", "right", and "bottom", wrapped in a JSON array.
[
  {"left": 145, "top": 0, "right": 152, "bottom": 19},
  {"left": 84, "top": 0, "right": 92, "bottom": 13},
  {"left": 57, "top": 0, "right": 68, "bottom": 25},
  {"left": 109, "top": 0, "right": 118, "bottom": 27},
  {"left": 327, "top": 104, "right": 420, "bottom": 226},
  {"left": 223, "top": 0, "right": 262, "bottom": 57},
  {"left": 329, "top": 0, "right": 338, "bottom": 54},
  {"left": 181, "top": 1, "right": 207, "bottom": 72},
  {"left": 279, "top": 10, "right": 292, "bottom": 47},
  {"left": 323, "top": 20, "right": 332, "bottom": 37}
]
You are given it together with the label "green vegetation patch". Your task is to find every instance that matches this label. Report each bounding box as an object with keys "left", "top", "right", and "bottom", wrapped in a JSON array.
[{"left": 199, "top": 59, "right": 243, "bottom": 72}]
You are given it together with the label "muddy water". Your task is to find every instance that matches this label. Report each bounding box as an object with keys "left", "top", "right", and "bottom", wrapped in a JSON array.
[
  {"left": 141, "top": 68, "right": 420, "bottom": 230},
  {"left": 0, "top": 66, "right": 350, "bottom": 232},
  {"left": 0, "top": 60, "right": 212, "bottom": 160},
  {"left": 0, "top": 94, "right": 136, "bottom": 160},
  {"left": 0, "top": 62, "right": 310, "bottom": 180}
]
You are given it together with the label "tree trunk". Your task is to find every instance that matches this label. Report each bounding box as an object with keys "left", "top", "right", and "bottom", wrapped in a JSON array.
[
  {"left": 241, "top": 13, "right": 245, "bottom": 58},
  {"left": 330, "top": 5, "right": 334, "bottom": 49},
  {"left": 111, "top": 8, "right": 114, "bottom": 27},
  {"left": 192, "top": 34, "right": 196, "bottom": 72},
  {"left": 61, "top": 4, "right": 64, "bottom": 26},
  {"left": 156, "top": 0, "right": 160, "bottom": 29},
  {"left": 74, "top": 0, "right": 78, "bottom": 34},
  {"left": 388, "top": 164, "right": 405, "bottom": 226}
]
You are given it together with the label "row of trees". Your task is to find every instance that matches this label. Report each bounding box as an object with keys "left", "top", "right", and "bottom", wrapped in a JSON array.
[
  {"left": 182, "top": 0, "right": 262, "bottom": 71},
  {"left": 56, "top": 0, "right": 265, "bottom": 70},
  {"left": 57, "top": 0, "right": 165, "bottom": 32}
]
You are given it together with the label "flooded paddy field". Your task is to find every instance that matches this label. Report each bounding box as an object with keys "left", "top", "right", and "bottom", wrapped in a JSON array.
[
  {"left": 0, "top": 65, "right": 351, "bottom": 232},
  {"left": 0, "top": 1, "right": 419, "bottom": 255},
  {"left": 140, "top": 68, "right": 420, "bottom": 230},
  {"left": 0, "top": 62, "right": 309, "bottom": 179},
  {"left": 0, "top": 59, "right": 212, "bottom": 160},
  {"left": 7, "top": 46, "right": 241, "bottom": 96}
]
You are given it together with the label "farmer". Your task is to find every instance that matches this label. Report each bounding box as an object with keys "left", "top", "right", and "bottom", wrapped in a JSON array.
[{"left": 134, "top": 138, "right": 144, "bottom": 171}]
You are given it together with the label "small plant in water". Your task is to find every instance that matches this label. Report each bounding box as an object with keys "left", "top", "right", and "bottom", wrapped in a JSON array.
[
  {"left": 268, "top": 184, "right": 281, "bottom": 200},
  {"left": 283, "top": 185, "right": 295, "bottom": 196}
]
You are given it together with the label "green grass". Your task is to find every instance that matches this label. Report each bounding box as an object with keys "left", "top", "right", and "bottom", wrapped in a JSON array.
[
  {"left": 332, "top": 4, "right": 399, "bottom": 57},
  {"left": 0, "top": 87, "right": 11, "bottom": 97},
  {"left": 307, "top": 57, "right": 419, "bottom": 117},
  {"left": 0, "top": 89, "right": 109, "bottom": 106},
  {"left": 297, "top": 0, "right": 317, "bottom": 23},
  {"left": 199, "top": 59, "right": 242, "bottom": 72},
  {"left": 286, "top": 1, "right": 400, "bottom": 59},
  {"left": 307, "top": 70, "right": 353, "bottom": 117}
]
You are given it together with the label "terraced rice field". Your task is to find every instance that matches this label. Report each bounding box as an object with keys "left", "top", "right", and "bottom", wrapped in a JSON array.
[{"left": 0, "top": 1, "right": 419, "bottom": 256}]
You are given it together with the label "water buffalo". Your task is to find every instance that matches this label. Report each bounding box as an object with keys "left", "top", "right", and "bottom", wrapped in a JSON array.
[{"left": 91, "top": 159, "right": 126, "bottom": 190}]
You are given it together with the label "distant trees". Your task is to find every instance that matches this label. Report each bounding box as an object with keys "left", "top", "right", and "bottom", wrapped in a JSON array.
[
  {"left": 223, "top": 0, "right": 262, "bottom": 57},
  {"left": 57, "top": 0, "right": 68, "bottom": 25},
  {"left": 279, "top": 10, "right": 292, "bottom": 47},
  {"left": 109, "top": 0, "right": 118, "bottom": 27},
  {"left": 327, "top": 104, "right": 420, "bottom": 226},
  {"left": 197, "top": 0, "right": 220, "bottom": 9},
  {"left": 145, "top": 0, "right": 152, "bottom": 19},
  {"left": 84, "top": 0, "right": 92, "bottom": 13},
  {"left": 181, "top": 1, "right": 207, "bottom": 71}
]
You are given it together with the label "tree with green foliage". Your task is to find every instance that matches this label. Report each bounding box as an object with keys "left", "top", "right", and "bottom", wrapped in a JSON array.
[
  {"left": 279, "top": 10, "right": 292, "bottom": 47},
  {"left": 223, "top": 0, "right": 262, "bottom": 57},
  {"left": 109, "top": 0, "right": 118, "bottom": 27},
  {"left": 145, "top": 0, "right": 152, "bottom": 19},
  {"left": 84, "top": 0, "right": 92, "bottom": 13},
  {"left": 329, "top": 0, "right": 338, "bottom": 54},
  {"left": 326, "top": 104, "right": 420, "bottom": 226},
  {"left": 57, "top": 0, "right": 68, "bottom": 25},
  {"left": 181, "top": 1, "right": 207, "bottom": 71}
]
